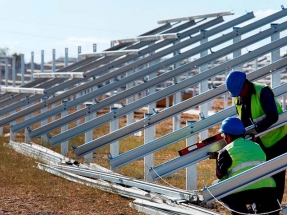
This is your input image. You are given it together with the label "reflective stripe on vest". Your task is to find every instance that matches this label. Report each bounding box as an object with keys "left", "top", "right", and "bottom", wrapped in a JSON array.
[
  {"left": 221, "top": 138, "right": 276, "bottom": 192},
  {"left": 228, "top": 161, "right": 264, "bottom": 177},
  {"left": 253, "top": 115, "right": 266, "bottom": 124},
  {"left": 235, "top": 83, "right": 287, "bottom": 148}
]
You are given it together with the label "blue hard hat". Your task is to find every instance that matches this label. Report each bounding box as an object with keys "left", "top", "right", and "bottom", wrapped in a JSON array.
[
  {"left": 219, "top": 117, "right": 245, "bottom": 135},
  {"left": 225, "top": 71, "right": 246, "bottom": 97}
]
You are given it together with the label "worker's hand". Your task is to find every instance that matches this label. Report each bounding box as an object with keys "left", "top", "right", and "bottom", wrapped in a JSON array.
[{"left": 207, "top": 152, "right": 218, "bottom": 159}]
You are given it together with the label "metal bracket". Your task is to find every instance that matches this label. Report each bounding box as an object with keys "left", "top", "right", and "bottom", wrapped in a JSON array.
[
  {"left": 143, "top": 77, "right": 148, "bottom": 83},
  {"left": 107, "top": 152, "right": 112, "bottom": 159},
  {"left": 26, "top": 127, "right": 31, "bottom": 132},
  {"left": 199, "top": 112, "right": 205, "bottom": 119},
  {"left": 173, "top": 78, "right": 178, "bottom": 84},
  {"left": 71, "top": 143, "right": 77, "bottom": 150},
  {"left": 153, "top": 108, "right": 159, "bottom": 114},
  {"left": 211, "top": 82, "right": 217, "bottom": 89}
]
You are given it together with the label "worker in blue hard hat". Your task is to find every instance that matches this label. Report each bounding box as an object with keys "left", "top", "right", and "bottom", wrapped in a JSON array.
[
  {"left": 225, "top": 70, "right": 287, "bottom": 204},
  {"left": 214, "top": 117, "right": 279, "bottom": 214}
]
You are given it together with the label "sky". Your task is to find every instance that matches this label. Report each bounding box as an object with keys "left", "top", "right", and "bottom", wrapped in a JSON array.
[{"left": 0, "top": 0, "right": 286, "bottom": 63}]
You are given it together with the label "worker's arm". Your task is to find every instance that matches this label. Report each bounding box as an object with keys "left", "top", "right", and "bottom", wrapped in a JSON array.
[
  {"left": 216, "top": 148, "right": 232, "bottom": 179},
  {"left": 255, "top": 87, "right": 279, "bottom": 132}
]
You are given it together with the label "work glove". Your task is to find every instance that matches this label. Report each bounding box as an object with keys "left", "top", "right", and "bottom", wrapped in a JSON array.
[{"left": 207, "top": 152, "right": 218, "bottom": 159}]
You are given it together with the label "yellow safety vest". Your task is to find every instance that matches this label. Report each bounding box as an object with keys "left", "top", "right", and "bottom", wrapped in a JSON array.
[
  {"left": 220, "top": 137, "right": 276, "bottom": 192},
  {"left": 235, "top": 83, "right": 287, "bottom": 148}
]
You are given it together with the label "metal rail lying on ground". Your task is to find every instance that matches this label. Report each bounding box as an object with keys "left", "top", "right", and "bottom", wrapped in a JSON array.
[{"left": 5, "top": 141, "right": 221, "bottom": 214}]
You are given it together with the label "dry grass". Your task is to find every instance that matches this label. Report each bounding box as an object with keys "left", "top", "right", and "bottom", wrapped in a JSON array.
[
  {"left": 0, "top": 135, "right": 146, "bottom": 214},
  {"left": 1, "top": 97, "right": 287, "bottom": 214}
]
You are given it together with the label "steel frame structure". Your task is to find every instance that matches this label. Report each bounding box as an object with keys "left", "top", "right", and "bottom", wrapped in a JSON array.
[
  {"left": 8, "top": 16, "right": 235, "bottom": 132},
  {"left": 1, "top": 17, "right": 225, "bottom": 126},
  {"left": 109, "top": 66, "right": 287, "bottom": 170},
  {"left": 73, "top": 36, "right": 287, "bottom": 157}
]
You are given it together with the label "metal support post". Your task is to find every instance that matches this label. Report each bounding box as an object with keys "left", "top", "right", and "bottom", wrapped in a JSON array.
[
  {"left": 110, "top": 107, "right": 119, "bottom": 162},
  {"left": 165, "top": 67, "right": 169, "bottom": 108},
  {"left": 76, "top": 93, "right": 82, "bottom": 126},
  {"left": 133, "top": 68, "right": 139, "bottom": 101},
  {"left": 76, "top": 46, "right": 82, "bottom": 126},
  {"left": 61, "top": 100, "right": 68, "bottom": 156},
  {"left": 4, "top": 58, "right": 8, "bottom": 87},
  {"left": 93, "top": 86, "right": 98, "bottom": 118},
  {"left": 173, "top": 39, "right": 181, "bottom": 131},
  {"left": 41, "top": 97, "right": 49, "bottom": 143},
  {"left": 30, "top": 52, "right": 34, "bottom": 82},
  {"left": 84, "top": 103, "right": 93, "bottom": 163},
  {"left": 126, "top": 70, "right": 134, "bottom": 125},
  {"left": 12, "top": 57, "right": 16, "bottom": 86},
  {"left": 186, "top": 121, "right": 197, "bottom": 191},
  {"left": 52, "top": 49, "right": 56, "bottom": 72},
  {"left": 21, "top": 54, "right": 25, "bottom": 86},
  {"left": 51, "top": 49, "right": 56, "bottom": 122},
  {"left": 199, "top": 30, "right": 208, "bottom": 141},
  {"left": 144, "top": 113, "right": 155, "bottom": 182},
  {"left": 10, "top": 119, "right": 16, "bottom": 141},
  {"left": 41, "top": 50, "right": 44, "bottom": 73},
  {"left": 271, "top": 24, "right": 281, "bottom": 102},
  {"left": 233, "top": 27, "right": 242, "bottom": 71},
  {"left": 24, "top": 105, "right": 31, "bottom": 144},
  {"left": 65, "top": 48, "right": 68, "bottom": 67},
  {"left": 77, "top": 46, "right": 81, "bottom": 62}
]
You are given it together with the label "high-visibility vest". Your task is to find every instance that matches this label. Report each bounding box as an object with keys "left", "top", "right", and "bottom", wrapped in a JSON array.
[
  {"left": 235, "top": 83, "right": 287, "bottom": 148},
  {"left": 219, "top": 137, "right": 276, "bottom": 192}
]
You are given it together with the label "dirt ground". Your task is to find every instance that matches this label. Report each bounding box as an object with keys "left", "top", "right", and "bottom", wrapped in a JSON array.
[{"left": 0, "top": 139, "right": 145, "bottom": 215}]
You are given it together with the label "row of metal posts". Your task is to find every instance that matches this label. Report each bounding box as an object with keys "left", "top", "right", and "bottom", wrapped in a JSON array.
[{"left": 2, "top": 45, "right": 98, "bottom": 158}]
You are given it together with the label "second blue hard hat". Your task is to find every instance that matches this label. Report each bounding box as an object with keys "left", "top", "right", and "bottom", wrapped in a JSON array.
[
  {"left": 219, "top": 117, "right": 245, "bottom": 135},
  {"left": 225, "top": 71, "right": 246, "bottom": 97}
]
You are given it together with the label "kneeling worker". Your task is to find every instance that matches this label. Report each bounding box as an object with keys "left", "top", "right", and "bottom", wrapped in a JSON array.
[{"left": 212, "top": 117, "right": 279, "bottom": 214}]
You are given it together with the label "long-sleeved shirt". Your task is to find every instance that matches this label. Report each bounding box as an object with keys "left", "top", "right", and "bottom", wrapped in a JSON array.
[{"left": 236, "top": 81, "right": 278, "bottom": 132}]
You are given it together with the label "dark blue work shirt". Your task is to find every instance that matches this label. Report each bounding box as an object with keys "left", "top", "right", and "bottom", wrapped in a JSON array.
[{"left": 236, "top": 81, "right": 278, "bottom": 132}]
